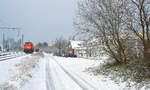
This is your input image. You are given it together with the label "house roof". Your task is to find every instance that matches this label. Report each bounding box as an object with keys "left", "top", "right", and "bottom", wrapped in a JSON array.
[{"left": 70, "top": 40, "right": 84, "bottom": 49}]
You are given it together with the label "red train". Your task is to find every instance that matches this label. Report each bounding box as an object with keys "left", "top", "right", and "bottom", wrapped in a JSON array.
[{"left": 23, "top": 42, "right": 34, "bottom": 53}]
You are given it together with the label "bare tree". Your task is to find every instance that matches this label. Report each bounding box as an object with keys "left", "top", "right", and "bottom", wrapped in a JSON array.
[
  {"left": 53, "top": 37, "right": 70, "bottom": 56},
  {"left": 75, "top": 0, "right": 132, "bottom": 63},
  {"left": 127, "top": 0, "right": 150, "bottom": 61}
]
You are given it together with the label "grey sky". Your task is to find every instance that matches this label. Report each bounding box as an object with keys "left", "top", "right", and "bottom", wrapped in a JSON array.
[{"left": 0, "top": 0, "right": 78, "bottom": 44}]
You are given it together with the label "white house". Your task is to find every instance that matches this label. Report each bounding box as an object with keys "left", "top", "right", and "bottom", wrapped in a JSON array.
[{"left": 70, "top": 40, "right": 87, "bottom": 57}]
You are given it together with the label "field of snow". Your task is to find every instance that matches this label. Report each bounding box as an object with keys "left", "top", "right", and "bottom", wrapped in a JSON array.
[{"left": 0, "top": 53, "right": 149, "bottom": 90}]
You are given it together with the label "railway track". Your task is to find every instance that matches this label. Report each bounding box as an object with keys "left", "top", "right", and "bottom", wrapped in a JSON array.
[{"left": 0, "top": 52, "right": 25, "bottom": 61}]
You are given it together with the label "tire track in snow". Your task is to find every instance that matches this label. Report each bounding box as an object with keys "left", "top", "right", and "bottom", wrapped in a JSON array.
[
  {"left": 50, "top": 56, "right": 99, "bottom": 90},
  {"left": 46, "top": 57, "right": 56, "bottom": 90},
  {"left": 72, "top": 71, "right": 98, "bottom": 90}
]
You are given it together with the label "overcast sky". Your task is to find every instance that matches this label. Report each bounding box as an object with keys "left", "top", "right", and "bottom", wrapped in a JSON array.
[{"left": 0, "top": 0, "right": 78, "bottom": 44}]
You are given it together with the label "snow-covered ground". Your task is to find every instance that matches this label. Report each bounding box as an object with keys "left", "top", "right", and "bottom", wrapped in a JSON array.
[
  {"left": 0, "top": 53, "right": 44, "bottom": 90},
  {"left": 21, "top": 54, "right": 46, "bottom": 90},
  {"left": 0, "top": 53, "right": 149, "bottom": 90},
  {"left": 46, "top": 55, "right": 123, "bottom": 90},
  {"left": 0, "top": 55, "right": 29, "bottom": 84},
  {"left": 45, "top": 54, "right": 149, "bottom": 90}
]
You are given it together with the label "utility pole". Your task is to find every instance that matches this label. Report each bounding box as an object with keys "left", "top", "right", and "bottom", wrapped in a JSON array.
[
  {"left": 2, "top": 33, "right": 5, "bottom": 51},
  {"left": 22, "top": 34, "right": 24, "bottom": 46}
]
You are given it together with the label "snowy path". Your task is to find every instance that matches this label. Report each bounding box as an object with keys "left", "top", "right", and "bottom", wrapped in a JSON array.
[
  {"left": 46, "top": 55, "right": 99, "bottom": 90},
  {"left": 45, "top": 54, "right": 130, "bottom": 90}
]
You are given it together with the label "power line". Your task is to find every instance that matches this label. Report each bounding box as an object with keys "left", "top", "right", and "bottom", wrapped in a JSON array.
[{"left": 0, "top": 27, "right": 21, "bottom": 30}]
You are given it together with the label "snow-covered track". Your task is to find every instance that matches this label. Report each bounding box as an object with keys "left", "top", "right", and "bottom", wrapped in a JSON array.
[
  {"left": 46, "top": 57, "right": 56, "bottom": 90},
  {"left": 47, "top": 56, "right": 99, "bottom": 90},
  {"left": 0, "top": 52, "right": 11, "bottom": 57},
  {"left": 0, "top": 52, "right": 25, "bottom": 61}
]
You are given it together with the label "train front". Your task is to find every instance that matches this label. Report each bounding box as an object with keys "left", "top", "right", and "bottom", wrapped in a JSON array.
[{"left": 23, "top": 42, "right": 34, "bottom": 53}]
